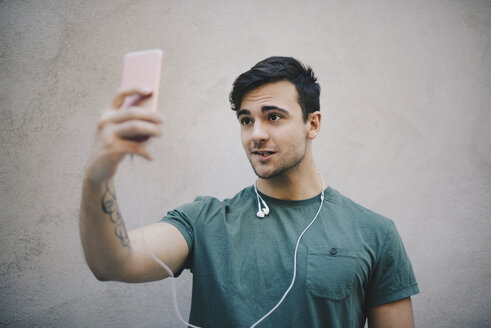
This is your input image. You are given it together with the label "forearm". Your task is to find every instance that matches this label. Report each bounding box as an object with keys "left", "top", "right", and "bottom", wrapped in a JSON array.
[
  {"left": 79, "top": 87, "right": 164, "bottom": 281},
  {"left": 79, "top": 177, "right": 131, "bottom": 281}
]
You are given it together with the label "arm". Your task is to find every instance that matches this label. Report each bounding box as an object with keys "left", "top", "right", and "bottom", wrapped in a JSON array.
[
  {"left": 79, "top": 88, "right": 189, "bottom": 282},
  {"left": 368, "top": 297, "right": 415, "bottom": 328}
]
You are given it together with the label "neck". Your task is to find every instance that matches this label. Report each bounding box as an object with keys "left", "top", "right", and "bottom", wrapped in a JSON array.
[{"left": 256, "top": 153, "right": 325, "bottom": 200}]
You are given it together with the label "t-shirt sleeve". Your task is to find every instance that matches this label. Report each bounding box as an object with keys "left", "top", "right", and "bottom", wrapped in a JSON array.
[
  {"left": 160, "top": 199, "right": 206, "bottom": 275},
  {"left": 366, "top": 220, "right": 420, "bottom": 308}
]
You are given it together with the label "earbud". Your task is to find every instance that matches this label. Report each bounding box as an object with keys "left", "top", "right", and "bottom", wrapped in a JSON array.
[
  {"left": 249, "top": 174, "right": 326, "bottom": 328},
  {"left": 254, "top": 183, "right": 270, "bottom": 218},
  {"left": 259, "top": 197, "right": 269, "bottom": 215},
  {"left": 256, "top": 197, "right": 269, "bottom": 218}
]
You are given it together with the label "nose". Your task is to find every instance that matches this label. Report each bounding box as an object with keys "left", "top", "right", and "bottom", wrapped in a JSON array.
[{"left": 250, "top": 120, "right": 269, "bottom": 143}]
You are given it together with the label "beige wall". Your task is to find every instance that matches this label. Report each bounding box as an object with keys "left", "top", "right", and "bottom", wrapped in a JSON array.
[{"left": 1, "top": 1, "right": 490, "bottom": 327}]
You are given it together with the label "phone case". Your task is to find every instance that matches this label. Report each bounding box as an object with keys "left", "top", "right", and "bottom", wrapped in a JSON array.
[{"left": 121, "top": 49, "right": 163, "bottom": 111}]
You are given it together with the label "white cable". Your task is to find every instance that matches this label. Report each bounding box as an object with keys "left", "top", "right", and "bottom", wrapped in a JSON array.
[
  {"left": 133, "top": 155, "right": 324, "bottom": 328},
  {"left": 130, "top": 157, "right": 202, "bottom": 328},
  {"left": 139, "top": 229, "right": 202, "bottom": 328},
  {"left": 249, "top": 176, "right": 324, "bottom": 328}
]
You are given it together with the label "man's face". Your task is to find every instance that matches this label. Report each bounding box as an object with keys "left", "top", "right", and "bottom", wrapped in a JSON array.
[{"left": 237, "top": 80, "right": 310, "bottom": 179}]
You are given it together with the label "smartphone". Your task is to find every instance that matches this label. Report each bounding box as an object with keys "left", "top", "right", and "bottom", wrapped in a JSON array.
[{"left": 121, "top": 49, "right": 163, "bottom": 111}]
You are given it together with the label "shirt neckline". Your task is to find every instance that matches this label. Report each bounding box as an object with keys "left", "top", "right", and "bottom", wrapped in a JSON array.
[{"left": 249, "top": 185, "right": 334, "bottom": 207}]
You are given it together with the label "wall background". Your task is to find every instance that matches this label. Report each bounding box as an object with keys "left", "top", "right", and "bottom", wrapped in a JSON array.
[{"left": 1, "top": 1, "right": 490, "bottom": 327}]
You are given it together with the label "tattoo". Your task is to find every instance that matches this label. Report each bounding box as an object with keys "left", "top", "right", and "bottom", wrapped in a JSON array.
[{"left": 101, "top": 181, "right": 129, "bottom": 247}]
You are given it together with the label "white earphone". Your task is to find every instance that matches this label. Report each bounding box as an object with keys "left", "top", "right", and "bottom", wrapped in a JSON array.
[
  {"left": 139, "top": 164, "right": 324, "bottom": 328},
  {"left": 254, "top": 183, "right": 270, "bottom": 218},
  {"left": 249, "top": 176, "right": 325, "bottom": 327}
]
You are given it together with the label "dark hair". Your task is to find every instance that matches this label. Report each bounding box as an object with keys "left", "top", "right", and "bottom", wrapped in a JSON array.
[{"left": 229, "top": 56, "right": 320, "bottom": 121}]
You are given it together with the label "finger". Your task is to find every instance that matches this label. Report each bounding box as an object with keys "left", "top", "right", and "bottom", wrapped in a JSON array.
[
  {"left": 114, "top": 120, "right": 162, "bottom": 140},
  {"left": 112, "top": 87, "right": 153, "bottom": 109},
  {"left": 111, "top": 106, "right": 164, "bottom": 124},
  {"left": 98, "top": 108, "right": 163, "bottom": 133}
]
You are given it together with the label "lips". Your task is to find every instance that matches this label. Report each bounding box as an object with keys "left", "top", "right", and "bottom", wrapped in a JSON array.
[
  {"left": 251, "top": 149, "right": 276, "bottom": 161},
  {"left": 255, "top": 151, "right": 274, "bottom": 156}
]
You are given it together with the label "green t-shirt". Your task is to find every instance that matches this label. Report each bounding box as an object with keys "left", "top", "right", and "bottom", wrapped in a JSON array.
[{"left": 162, "top": 186, "right": 419, "bottom": 328}]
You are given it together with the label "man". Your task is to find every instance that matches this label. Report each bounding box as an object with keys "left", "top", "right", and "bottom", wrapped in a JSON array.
[{"left": 80, "top": 57, "right": 419, "bottom": 327}]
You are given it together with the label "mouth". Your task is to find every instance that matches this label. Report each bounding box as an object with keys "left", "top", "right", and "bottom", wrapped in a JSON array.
[
  {"left": 254, "top": 151, "right": 274, "bottom": 156},
  {"left": 251, "top": 150, "right": 276, "bottom": 160}
]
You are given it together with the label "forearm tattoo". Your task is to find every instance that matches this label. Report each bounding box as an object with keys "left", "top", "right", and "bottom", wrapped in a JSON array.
[{"left": 101, "top": 182, "right": 129, "bottom": 247}]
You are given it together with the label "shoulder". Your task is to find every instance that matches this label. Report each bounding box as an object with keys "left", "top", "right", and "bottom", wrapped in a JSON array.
[
  {"left": 326, "top": 187, "right": 395, "bottom": 231},
  {"left": 326, "top": 187, "right": 414, "bottom": 267},
  {"left": 161, "top": 186, "right": 255, "bottom": 245},
  {"left": 171, "top": 186, "right": 255, "bottom": 219}
]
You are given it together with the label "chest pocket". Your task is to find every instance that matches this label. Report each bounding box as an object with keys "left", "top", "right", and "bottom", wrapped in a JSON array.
[{"left": 306, "top": 246, "right": 358, "bottom": 301}]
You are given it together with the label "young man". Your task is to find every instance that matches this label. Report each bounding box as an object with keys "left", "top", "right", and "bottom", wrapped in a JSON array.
[{"left": 80, "top": 57, "right": 419, "bottom": 327}]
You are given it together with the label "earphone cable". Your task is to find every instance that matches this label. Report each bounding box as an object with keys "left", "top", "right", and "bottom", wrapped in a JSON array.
[
  {"left": 249, "top": 177, "right": 325, "bottom": 328},
  {"left": 131, "top": 155, "right": 324, "bottom": 328},
  {"left": 130, "top": 157, "right": 202, "bottom": 328}
]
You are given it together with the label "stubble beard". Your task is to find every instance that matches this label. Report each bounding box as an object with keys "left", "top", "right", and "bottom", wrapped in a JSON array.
[{"left": 249, "top": 142, "right": 307, "bottom": 180}]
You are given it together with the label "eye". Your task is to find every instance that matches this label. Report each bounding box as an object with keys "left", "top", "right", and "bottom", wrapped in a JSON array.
[
  {"left": 269, "top": 113, "right": 281, "bottom": 122},
  {"left": 240, "top": 117, "right": 252, "bottom": 126}
]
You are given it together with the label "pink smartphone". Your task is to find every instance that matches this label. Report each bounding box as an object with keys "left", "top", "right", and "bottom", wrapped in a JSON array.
[{"left": 121, "top": 49, "right": 163, "bottom": 111}]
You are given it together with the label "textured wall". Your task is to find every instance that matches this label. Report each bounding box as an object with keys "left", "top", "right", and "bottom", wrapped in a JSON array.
[{"left": 1, "top": 1, "right": 490, "bottom": 327}]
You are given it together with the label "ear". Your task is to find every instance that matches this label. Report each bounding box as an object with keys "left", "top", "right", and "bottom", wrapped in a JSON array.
[{"left": 306, "top": 111, "right": 321, "bottom": 140}]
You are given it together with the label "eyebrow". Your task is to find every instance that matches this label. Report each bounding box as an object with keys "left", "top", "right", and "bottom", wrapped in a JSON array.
[{"left": 236, "top": 105, "right": 290, "bottom": 118}]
